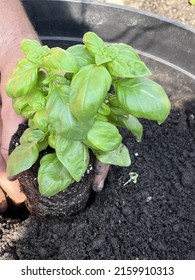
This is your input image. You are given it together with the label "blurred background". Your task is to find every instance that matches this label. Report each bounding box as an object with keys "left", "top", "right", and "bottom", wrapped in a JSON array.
[{"left": 100, "top": 0, "right": 195, "bottom": 28}]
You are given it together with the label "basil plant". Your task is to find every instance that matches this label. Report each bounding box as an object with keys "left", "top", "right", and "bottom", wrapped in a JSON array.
[{"left": 6, "top": 32, "right": 171, "bottom": 196}]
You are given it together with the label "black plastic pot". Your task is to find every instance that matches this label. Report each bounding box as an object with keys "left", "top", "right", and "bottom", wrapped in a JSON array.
[
  {"left": 22, "top": 0, "right": 194, "bottom": 107},
  {"left": 18, "top": 0, "right": 194, "bottom": 217}
]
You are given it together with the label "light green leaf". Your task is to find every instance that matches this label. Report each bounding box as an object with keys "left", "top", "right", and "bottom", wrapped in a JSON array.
[
  {"left": 94, "top": 143, "right": 131, "bottom": 166},
  {"left": 43, "top": 74, "right": 67, "bottom": 85},
  {"left": 19, "top": 128, "right": 45, "bottom": 144},
  {"left": 111, "top": 43, "right": 141, "bottom": 61},
  {"left": 107, "top": 43, "right": 151, "bottom": 78},
  {"left": 33, "top": 110, "right": 48, "bottom": 131},
  {"left": 95, "top": 52, "right": 113, "bottom": 66},
  {"left": 38, "top": 153, "right": 74, "bottom": 196},
  {"left": 43, "top": 47, "right": 79, "bottom": 74},
  {"left": 48, "top": 133, "right": 56, "bottom": 148},
  {"left": 83, "top": 32, "right": 107, "bottom": 56},
  {"left": 107, "top": 57, "right": 151, "bottom": 78},
  {"left": 21, "top": 39, "right": 41, "bottom": 54},
  {"left": 107, "top": 94, "right": 128, "bottom": 116},
  {"left": 19, "top": 128, "right": 48, "bottom": 151},
  {"left": 86, "top": 120, "right": 122, "bottom": 152},
  {"left": 67, "top": 45, "right": 95, "bottom": 67},
  {"left": 21, "top": 39, "right": 50, "bottom": 64},
  {"left": 83, "top": 33, "right": 118, "bottom": 66},
  {"left": 114, "top": 77, "right": 171, "bottom": 124},
  {"left": 98, "top": 102, "right": 111, "bottom": 116},
  {"left": 108, "top": 113, "right": 143, "bottom": 142},
  {"left": 6, "top": 58, "right": 38, "bottom": 98},
  {"left": 27, "top": 88, "right": 46, "bottom": 111},
  {"left": 189, "top": 0, "right": 195, "bottom": 5},
  {"left": 13, "top": 97, "right": 35, "bottom": 118},
  {"left": 7, "top": 142, "right": 39, "bottom": 177},
  {"left": 37, "top": 137, "right": 48, "bottom": 152},
  {"left": 69, "top": 64, "right": 112, "bottom": 122},
  {"left": 56, "top": 136, "right": 89, "bottom": 181},
  {"left": 46, "top": 84, "right": 92, "bottom": 140},
  {"left": 13, "top": 96, "right": 28, "bottom": 115}
]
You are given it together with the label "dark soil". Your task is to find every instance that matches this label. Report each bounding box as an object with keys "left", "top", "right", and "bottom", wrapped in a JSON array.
[{"left": 0, "top": 58, "right": 195, "bottom": 260}]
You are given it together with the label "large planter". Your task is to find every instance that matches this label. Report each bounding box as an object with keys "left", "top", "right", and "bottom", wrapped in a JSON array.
[{"left": 0, "top": 0, "right": 194, "bottom": 260}]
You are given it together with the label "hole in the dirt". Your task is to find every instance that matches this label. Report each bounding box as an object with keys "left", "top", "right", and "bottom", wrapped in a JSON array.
[{"left": 2, "top": 199, "right": 30, "bottom": 220}]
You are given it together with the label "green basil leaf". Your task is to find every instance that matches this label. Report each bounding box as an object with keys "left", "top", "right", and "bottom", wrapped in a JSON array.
[
  {"left": 13, "top": 97, "right": 35, "bottom": 118},
  {"left": 36, "top": 71, "right": 48, "bottom": 87},
  {"left": 95, "top": 45, "right": 118, "bottom": 66},
  {"left": 20, "top": 107, "right": 36, "bottom": 118},
  {"left": 107, "top": 57, "right": 151, "bottom": 78},
  {"left": 27, "top": 89, "right": 46, "bottom": 111},
  {"left": 111, "top": 43, "right": 141, "bottom": 61},
  {"left": 33, "top": 110, "right": 48, "bottom": 131},
  {"left": 21, "top": 39, "right": 41, "bottom": 54},
  {"left": 56, "top": 136, "right": 89, "bottom": 182},
  {"left": 109, "top": 114, "right": 143, "bottom": 142},
  {"left": 7, "top": 142, "right": 39, "bottom": 177},
  {"left": 13, "top": 96, "right": 28, "bottom": 115},
  {"left": 28, "top": 119, "right": 36, "bottom": 129},
  {"left": 43, "top": 74, "right": 67, "bottom": 85},
  {"left": 95, "top": 52, "right": 113, "bottom": 66},
  {"left": 94, "top": 113, "right": 108, "bottom": 122},
  {"left": 69, "top": 64, "right": 112, "bottom": 121},
  {"left": 83, "top": 32, "right": 107, "bottom": 56},
  {"left": 20, "top": 127, "right": 42, "bottom": 144},
  {"left": 98, "top": 102, "right": 111, "bottom": 116},
  {"left": 83, "top": 33, "right": 119, "bottom": 65},
  {"left": 108, "top": 94, "right": 128, "bottom": 116},
  {"left": 38, "top": 153, "right": 74, "bottom": 196},
  {"left": 21, "top": 39, "right": 50, "bottom": 64},
  {"left": 6, "top": 58, "right": 38, "bottom": 97},
  {"left": 22, "top": 128, "right": 46, "bottom": 143},
  {"left": 106, "top": 43, "right": 151, "bottom": 78},
  {"left": 86, "top": 120, "right": 122, "bottom": 152},
  {"left": 94, "top": 143, "right": 131, "bottom": 166},
  {"left": 67, "top": 45, "right": 95, "bottom": 67},
  {"left": 19, "top": 128, "right": 48, "bottom": 151},
  {"left": 43, "top": 47, "right": 79, "bottom": 74},
  {"left": 37, "top": 137, "right": 48, "bottom": 152},
  {"left": 46, "top": 84, "right": 92, "bottom": 140},
  {"left": 114, "top": 77, "right": 171, "bottom": 124},
  {"left": 48, "top": 133, "right": 56, "bottom": 148},
  {"left": 107, "top": 45, "right": 119, "bottom": 60}
]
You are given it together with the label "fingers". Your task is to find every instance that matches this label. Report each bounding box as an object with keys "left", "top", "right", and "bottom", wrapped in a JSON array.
[
  {"left": 0, "top": 187, "right": 7, "bottom": 213},
  {"left": 0, "top": 113, "right": 26, "bottom": 211},
  {"left": 92, "top": 161, "right": 110, "bottom": 192},
  {"left": 0, "top": 172, "right": 26, "bottom": 205}
]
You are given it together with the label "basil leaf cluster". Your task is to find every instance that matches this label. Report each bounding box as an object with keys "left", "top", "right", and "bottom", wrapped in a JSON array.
[{"left": 6, "top": 32, "right": 171, "bottom": 196}]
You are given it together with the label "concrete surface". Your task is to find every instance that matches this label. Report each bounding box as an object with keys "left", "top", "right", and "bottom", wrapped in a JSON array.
[{"left": 102, "top": 0, "right": 195, "bottom": 28}]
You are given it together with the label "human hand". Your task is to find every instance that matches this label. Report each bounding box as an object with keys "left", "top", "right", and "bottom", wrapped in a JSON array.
[
  {"left": 0, "top": 48, "right": 27, "bottom": 213},
  {"left": 92, "top": 161, "right": 110, "bottom": 192}
]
